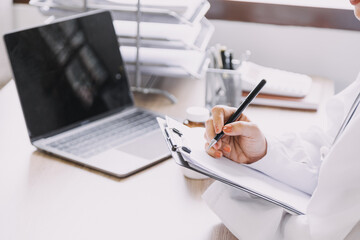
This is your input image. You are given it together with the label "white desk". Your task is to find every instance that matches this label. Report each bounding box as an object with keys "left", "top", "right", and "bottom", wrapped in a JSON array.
[{"left": 0, "top": 76, "right": 333, "bottom": 240}]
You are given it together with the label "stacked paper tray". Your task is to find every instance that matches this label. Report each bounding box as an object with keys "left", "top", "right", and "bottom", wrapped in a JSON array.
[
  {"left": 114, "top": 18, "right": 214, "bottom": 51},
  {"left": 30, "top": 0, "right": 213, "bottom": 79},
  {"left": 121, "top": 46, "right": 209, "bottom": 78},
  {"left": 31, "top": 0, "right": 210, "bottom": 25}
]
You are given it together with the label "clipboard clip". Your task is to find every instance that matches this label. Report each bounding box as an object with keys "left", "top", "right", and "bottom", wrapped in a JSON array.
[
  {"left": 164, "top": 127, "right": 191, "bottom": 154},
  {"left": 172, "top": 128, "right": 183, "bottom": 137}
]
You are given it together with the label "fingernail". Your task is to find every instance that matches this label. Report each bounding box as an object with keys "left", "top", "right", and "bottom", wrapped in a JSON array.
[
  {"left": 223, "top": 125, "right": 232, "bottom": 133},
  {"left": 223, "top": 146, "right": 231, "bottom": 152},
  {"left": 214, "top": 143, "right": 219, "bottom": 149},
  {"left": 215, "top": 151, "right": 222, "bottom": 158},
  {"left": 215, "top": 125, "right": 220, "bottom": 133}
]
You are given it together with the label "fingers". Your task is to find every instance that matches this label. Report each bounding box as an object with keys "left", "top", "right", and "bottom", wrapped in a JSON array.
[
  {"left": 205, "top": 118, "right": 216, "bottom": 141},
  {"left": 205, "top": 118, "right": 222, "bottom": 149},
  {"left": 223, "top": 121, "right": 259, "bottom": 138},
  {"left": 238, "top": 113, "right": 250, "bottom": 122},
  {"left": 211, "top": 106, "right": 225, "bottom": 134},
  {"left": 209, "top": 105, "right": 251, "bottom": 134},
  {"left": 205, "top": 143, "right": 223, "bottom": 158},
  {"left": 222, "top": 144, "right": 231, "bottom": 153},
  {"left": 205, "top": 142, "right": 231, "bottom": 158},
  {"left": 205, "top": 105, "right": 252, "bottom": 159},
  {"left": 211, "top": 105, "right": 237, "bottom": 134}
]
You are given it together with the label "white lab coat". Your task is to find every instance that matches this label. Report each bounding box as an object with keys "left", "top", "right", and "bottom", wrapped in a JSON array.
[{"left": 203, "top": 73, "right": 360, "bottom": 240}]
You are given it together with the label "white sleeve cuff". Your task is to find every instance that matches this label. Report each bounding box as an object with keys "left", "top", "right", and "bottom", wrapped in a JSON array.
[{"left": 248, "top": 135, "right": 318, "bottom": 195}]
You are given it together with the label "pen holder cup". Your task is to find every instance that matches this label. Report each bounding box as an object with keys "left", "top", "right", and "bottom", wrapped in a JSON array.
[{"left": 205, "top": 68, "right": 243, "bottom": 109}]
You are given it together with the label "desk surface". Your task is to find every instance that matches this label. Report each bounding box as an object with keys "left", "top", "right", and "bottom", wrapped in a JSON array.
[{"left": 0, "top": 76, "right": 333, "bottom": 240}]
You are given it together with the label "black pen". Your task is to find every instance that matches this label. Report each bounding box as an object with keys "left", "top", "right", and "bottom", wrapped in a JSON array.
[
  {"left": 229, "top": 51, "right": 233, "bottom": 70},
  {"left": 207, "top": 79, "right": 267, "bottom": 150}
]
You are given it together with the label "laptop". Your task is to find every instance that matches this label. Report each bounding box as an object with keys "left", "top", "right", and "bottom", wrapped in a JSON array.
[{"left": 3, "top": 10, "right": 170, "bottom": 177}]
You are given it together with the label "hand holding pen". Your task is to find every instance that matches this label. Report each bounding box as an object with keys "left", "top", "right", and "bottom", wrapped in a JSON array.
[{"left": 205, "top": 80, "right": 268, "bottom": 164}]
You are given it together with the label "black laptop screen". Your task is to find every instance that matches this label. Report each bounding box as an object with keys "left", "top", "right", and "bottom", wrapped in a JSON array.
[{"left": 4, "top": 11, "right": 133, "bottom": 140}]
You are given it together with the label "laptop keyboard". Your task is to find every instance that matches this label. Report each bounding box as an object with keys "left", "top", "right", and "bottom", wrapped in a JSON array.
[{"left": 47, "top": 110, "right": 159, "bottom": 158}]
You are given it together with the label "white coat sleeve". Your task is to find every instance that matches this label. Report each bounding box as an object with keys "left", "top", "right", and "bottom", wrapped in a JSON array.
[
  {"left": 248, "top": 128, "right": 328, "bottom": 195},
  {"left": 246, "top": 74, "right": 360, "bottom": 195}
]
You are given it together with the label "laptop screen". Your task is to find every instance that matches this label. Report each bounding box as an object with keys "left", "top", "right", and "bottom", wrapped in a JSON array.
[{"left": 4, "top": 11, "right": 133, "bottom": 140}]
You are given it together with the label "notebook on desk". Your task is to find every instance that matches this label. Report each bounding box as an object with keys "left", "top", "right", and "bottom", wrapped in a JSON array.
[
  {"left": 239, "top": 62, "right": 320, "bottom": 110},
  {"left": 3, "top": 10, "right": 169, "bottom": 177}
]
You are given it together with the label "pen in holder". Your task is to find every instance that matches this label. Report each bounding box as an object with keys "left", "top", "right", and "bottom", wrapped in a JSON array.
[{"left": 205, "top": 67, "right": 243, "bottom": 109}]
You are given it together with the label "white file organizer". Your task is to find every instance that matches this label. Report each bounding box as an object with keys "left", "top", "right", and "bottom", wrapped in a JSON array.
[{"left": 30, "top": 0, "right": 214, "bottom": 103}]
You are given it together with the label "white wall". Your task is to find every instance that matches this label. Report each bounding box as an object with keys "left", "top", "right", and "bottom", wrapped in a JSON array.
[
  {"left": 209, "top": 20, "right": 360, "bottom": 92},
  {"left": 13, "top": 4, "right": 47, "bottom": 29},
  {"left": 0, "top": 0, "right": 14, "bottom": 88},
  {"left": 10, "top": 4, "right": 360, "bottom": 92}
]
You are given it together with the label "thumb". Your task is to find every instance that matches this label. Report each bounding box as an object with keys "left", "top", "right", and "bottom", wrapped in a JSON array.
[{"left": 223, "top": 121, "right": 259, "bottom": 138}]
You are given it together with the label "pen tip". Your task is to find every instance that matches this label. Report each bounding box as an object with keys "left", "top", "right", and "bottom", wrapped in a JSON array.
[{"left": 207, "top": 139, "right": 217, "bottom": 151}]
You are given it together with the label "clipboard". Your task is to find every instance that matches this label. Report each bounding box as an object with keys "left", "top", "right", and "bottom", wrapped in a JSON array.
[{"left": 157, "top": 116, "right": 311, "bottom": 215}]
